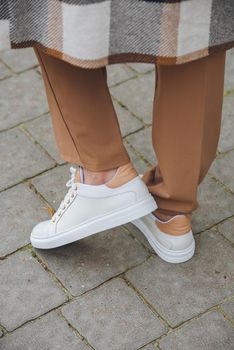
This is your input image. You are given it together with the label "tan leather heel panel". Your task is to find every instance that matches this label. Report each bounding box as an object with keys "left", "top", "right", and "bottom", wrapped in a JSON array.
[
  {"left": 106, "top": 162, "right": 138, "bottom": 188},
  {"left": 156, "top": 215, "right": 191, "bottom": 236}
]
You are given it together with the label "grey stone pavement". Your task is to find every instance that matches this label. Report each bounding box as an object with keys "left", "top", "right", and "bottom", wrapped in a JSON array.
[{"left": 0, "top": 47, "right": 234, "bottom": 350}]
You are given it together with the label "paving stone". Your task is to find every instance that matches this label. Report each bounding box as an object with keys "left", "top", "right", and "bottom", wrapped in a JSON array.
[
  {"left": 140, "top": 343, "right": 158, "bottom": 350},
  {"left": 0, "top": 61, "right": 11, "bottom": 80},
  {"left": 160, "top": 311, "right": 234, "bottom": 350},
  {"left": 126, "top": 127, "right": 156, "bottom": 165},
  {"left": 220, "top": 299, "right": 234, "bottom": 321},
  {"left": 36, "top": 66, "right": 42, "bottom": 75},
  {"left": 124, "top": 140, "right": 149, "bottom": 175},
  {"left": 126, "top": 63, "right": 154, "bottom": 74},
  {"left": 0, "top": 70, "right": 48, "bottom": 130},
  {"left": 62, "top": 278, "right": 167, "bottom": 350},
  {"left": 126, "top": 230, "right": 234, "bottom": 327},
  {"left": 0, "top": 250, "right": 67, "bottom": 331},
  {"left": 217, "top": 217, "right": 234, "bottom": 244},
  {"left": 114, "top": 100, "right": 143, "bottom": 137},
  {"left": 0, "top": 128, "right": 55, "bottom": 191},
  {"left": 209, "top": 150, "right": 234, "bottom": 193},
  {"left": 36, "top": 227, "right": 148, "bottom": 296},
  {"left": 218, "top": 95, "right": 234, "bottom": 153},
  {"left": 0, "top": 311, "right": 91, "bottom": 350},
  {"left": 192, "top": 176, "right": 234, "bottom": 233},
  {"left": 0, "top": 183, "right": 48, "bottom": 258},
  {"left": 107, "top": 63, "right": 136, "bottom": 86},
  {"left": 111, "top": 72, "right": 155, "bottom": 124},
  {"left": 0, "top": 48, "right": 38, "bottom": 73},
  {"left": 31, "top": 164, "right": 72, "bottom": 209},
  {"left": 223, "top": 89, "right": 234, "bottom": 116},
  {"left": 23, "top": 114, "right": 65, "bottom": 164},
  {"left": 224, "top": 49, "right": 234, "bottom": 92}
]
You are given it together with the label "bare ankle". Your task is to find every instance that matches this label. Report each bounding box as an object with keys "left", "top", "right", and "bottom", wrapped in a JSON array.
[
  {"left": 76, "top": 167, "right": 117, "bottom": 185},
  {"left": 153, "top": 209, "right": 178, "bottom": 222}
]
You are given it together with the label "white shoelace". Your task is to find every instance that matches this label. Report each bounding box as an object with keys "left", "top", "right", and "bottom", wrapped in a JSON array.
[{"left": 51, "top": 166, "right": 79, "bottom": 222}]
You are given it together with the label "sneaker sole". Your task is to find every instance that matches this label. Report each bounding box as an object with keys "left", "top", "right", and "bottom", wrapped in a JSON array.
[
  {"left": 132, "top": 218, "right": 195, "bottom": 264},
  {"left": 31, "top": 195, "right": 157, "bottom": 249}
]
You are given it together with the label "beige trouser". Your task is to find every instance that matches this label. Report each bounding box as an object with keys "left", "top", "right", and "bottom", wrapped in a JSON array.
[{"left": 34, "top": 47, "right": 226, "bottom": 215}]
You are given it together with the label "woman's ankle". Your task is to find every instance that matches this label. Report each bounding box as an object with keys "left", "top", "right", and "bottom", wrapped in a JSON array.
[
  {"left": 153, "top": 209, "right": 182, "bottom": 222},
  {"left": 76, "top": 167, "right": 118, "bottom": 185},
  {"left": 153, "top": 208, "right": 191, "bottom": 223}
]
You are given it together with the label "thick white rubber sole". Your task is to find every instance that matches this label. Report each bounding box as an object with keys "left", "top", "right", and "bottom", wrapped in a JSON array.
[
  {"left": 132, "top": 218, "right": 195, "bottom": 264},
  {"left": 31, "top": 195, "right": 156, "bottom": 249}
]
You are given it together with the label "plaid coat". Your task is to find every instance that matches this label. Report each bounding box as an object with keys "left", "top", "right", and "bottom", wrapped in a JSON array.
[{"left": 1, "top": 0, "right": 234, "bottom": 69}]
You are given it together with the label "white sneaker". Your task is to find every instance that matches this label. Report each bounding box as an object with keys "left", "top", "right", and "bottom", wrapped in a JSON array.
[
  {"left": 132, "top": 213, "right": 195, "bottom": 263},
  {"left": 30, "top": 163, "right": 157, "bottom": 249}
]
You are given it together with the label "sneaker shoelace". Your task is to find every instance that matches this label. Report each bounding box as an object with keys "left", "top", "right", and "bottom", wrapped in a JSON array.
[{"left": 51, "top": 166, "right": 80, "bottom": 223}]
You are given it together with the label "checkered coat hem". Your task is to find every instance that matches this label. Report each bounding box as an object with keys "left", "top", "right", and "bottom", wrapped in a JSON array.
[{"left": 1, "top": 0, "right": 234, "bottom": 69}]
